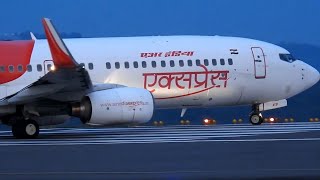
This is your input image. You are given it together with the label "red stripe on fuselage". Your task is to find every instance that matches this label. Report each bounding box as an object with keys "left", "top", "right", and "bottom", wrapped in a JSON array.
[{"left": 0, "top": 40, "right": 35, "bottom": 84}]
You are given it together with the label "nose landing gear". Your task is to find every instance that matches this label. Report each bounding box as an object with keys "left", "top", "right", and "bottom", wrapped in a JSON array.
[{"left": 250, "top": 104, "right": 264, "bottom": 125}]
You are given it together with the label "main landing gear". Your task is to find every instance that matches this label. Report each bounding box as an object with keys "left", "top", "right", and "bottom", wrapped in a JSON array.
[
  {"left": 12, "top": 120, "right": 39, "bottom": 139},
  {"left": 250, "top": 104, "right": 264, "bottom": 125}
]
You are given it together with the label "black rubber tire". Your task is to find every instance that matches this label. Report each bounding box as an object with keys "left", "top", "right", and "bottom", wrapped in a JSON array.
[
  {"left": 24, "top": 120, "right": 39, "bottom": 139},
  {"left": 11, "top": 120, "right": 39, "bottom": 139},
  {"left": 250, "top": 113, "right": 263, "bottom": 125}
]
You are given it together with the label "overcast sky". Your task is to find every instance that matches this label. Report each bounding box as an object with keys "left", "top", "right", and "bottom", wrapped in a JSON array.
[{"left": 0, "top": 0, "right": 319, "bottom": 45}]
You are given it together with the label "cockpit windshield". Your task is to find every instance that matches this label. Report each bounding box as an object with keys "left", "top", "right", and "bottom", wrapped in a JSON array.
[{"left": 279, "top": 54, "right": 296, "bottom": 63}]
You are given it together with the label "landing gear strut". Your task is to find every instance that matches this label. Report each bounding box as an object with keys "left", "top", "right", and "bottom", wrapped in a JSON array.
[
  {"left": 12, "top": 120, "right": 39, "bottom": 139},
  {"left": 250, "top": 104, "right": 263, "bottom": 125}
]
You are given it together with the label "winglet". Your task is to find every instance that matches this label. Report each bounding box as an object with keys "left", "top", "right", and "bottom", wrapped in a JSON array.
[{"left": 42, "top": 18, "right": 78, "bottom": 68}]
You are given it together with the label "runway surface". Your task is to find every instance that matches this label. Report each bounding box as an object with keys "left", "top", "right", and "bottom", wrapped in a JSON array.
[{"left": 0, "top": 122, "right": 320, "bottom": 179}]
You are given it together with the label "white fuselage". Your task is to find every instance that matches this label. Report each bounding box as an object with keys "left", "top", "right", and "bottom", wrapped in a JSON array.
[{"left": 1, "top": 36, "right": 319, "bottom": 109}]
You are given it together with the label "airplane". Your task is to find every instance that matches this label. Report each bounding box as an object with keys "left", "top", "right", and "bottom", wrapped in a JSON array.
[{"left": 0, "top": 18, "right": 319, "bottom": 139}]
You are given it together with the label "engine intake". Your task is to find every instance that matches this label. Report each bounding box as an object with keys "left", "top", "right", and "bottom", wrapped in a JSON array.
[{"left": 72, "top": 87, "right": 154, "bottom": 125}]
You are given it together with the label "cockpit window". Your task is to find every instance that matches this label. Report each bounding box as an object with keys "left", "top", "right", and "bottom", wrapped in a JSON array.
[{"left": 279, "top": 54, "right": 296, "bottom": 63}]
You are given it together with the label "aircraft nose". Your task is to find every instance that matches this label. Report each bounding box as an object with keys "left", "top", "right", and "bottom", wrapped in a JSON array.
[{"left": 307, "top": 65, "right": 320, "bottom": 87}]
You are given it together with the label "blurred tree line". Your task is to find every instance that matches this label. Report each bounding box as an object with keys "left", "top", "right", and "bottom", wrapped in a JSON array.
[{"left": 0, "top": 31, "right": 82, "bottom": 40}]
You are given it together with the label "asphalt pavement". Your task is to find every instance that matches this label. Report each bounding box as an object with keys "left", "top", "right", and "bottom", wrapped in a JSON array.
[{"left": 0, "top": 122, "right": 320, "bottom": 179}]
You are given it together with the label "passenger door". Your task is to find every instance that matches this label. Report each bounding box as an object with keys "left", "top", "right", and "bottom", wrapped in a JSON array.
[{"left": 251, "top": 47, "right": 266, "bottom": 79}]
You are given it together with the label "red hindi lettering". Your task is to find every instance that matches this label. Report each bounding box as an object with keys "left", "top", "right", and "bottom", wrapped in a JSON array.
[
  {"left": 158, "top": 74, "right": 174, "bottom": 89},
  {"left": 172, "top": 51, "right": 182, "bottom": 56},
  {"left": 194, "top": 65, "right": 209, "bottom": 88},
  {"left": 155, "top": 52, "right": 162, "bottom": 57},
  {"left": 143, "top": 73, "right": 158, "bottom": 92},
  {"left": 181, "top": 51, "right": 194, "bottom": 56},
  {"left": 174, "top": 74, "right": 186, "bottom": 89},
  {"left": 165, "top": 51, "right": 172, "bottom": 57},
  {"left": 141, "top": 53, "right": 148, "bottom": 58}
]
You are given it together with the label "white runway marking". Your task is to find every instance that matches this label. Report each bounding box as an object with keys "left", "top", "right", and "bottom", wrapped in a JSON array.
[{"left": 0, "top": 122, "right": 320, "bottom": 146}]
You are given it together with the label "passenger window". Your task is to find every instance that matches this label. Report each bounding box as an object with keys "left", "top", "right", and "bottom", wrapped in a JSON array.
[
  {"left": 27, "top": 65, "right": 32, "bottom": 72},
  {"left": 47, "top": 64, "right": 52, "bottom": 71},
  {"left": 115, "top": 62, "right": 120, "bottom": 69},
  {"left": 170, "top": 60, "right": 175, "bottom": 67},
  {"left": 142, "top": 61, "right": 147, "bottom": 68},
  {"left": 0, "top": 66, "right": 5, "bottom": 72},
  {"left": 212, "top": 59, "right": 217, "bottom": 66},
  {"left": 124, "top": 62, "right": 129, "bottom": 69},
  {"left": 88, "top": 63, "right": 94, "bottom": 70},
  {"left": 106, "top": 62, "right": 111, "bottom": 69},
  {"left": 8, "top": 65, "right": 14, "bottom": 73},
  {"left": 37, "top": 64, "right": 42, "bottom": 72},
  {"left": 17, "top": 65, "right": 23, "bottom": 72},
  {"left": 133, "top": 61, "right": 138, "bottom": 68},
  {"left": 196, "top": 59, "right": 201, "bottom": 66},
  {"left": 152, "top": 61, "right": 157, "bottom": 68},
  {"left": 220, "top": 59, "right": 225, "bottom": 65},
  {"left": 204, "top": 59, "right": 209, "bottom": 66},
  {"left": 228, "top": 58, "right": 233, "bottom": 65},
  {"left": 188, "top": 60, "right": 192, "bottom": 66},
  {"left": 179, "top": 60, "right": 184, "bottom": 67},
  {"left": 161, "top": 61, "right": 166, "bottom": 67}
]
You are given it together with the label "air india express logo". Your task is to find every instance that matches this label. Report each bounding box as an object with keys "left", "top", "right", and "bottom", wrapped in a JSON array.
[{"left": 143, "top": 65, "right": 229, "bottom": 99}]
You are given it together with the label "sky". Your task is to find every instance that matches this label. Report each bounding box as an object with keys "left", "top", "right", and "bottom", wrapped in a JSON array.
[{"left": 0, "top": 0, "right": 319, "bottom": 45}]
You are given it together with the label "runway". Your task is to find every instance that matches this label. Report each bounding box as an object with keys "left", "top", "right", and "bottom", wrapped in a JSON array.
[{"left": 0, "top": 122, "right": 320, "bottom": 179}]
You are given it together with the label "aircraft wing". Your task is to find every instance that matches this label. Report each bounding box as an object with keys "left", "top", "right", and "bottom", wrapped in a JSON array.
[{"left": 1, "top": 18, "right": 92, "bottom": 105}]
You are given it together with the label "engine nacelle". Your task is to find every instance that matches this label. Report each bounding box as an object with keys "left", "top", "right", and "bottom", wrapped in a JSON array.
[{"left": 73, "top": 87, "right": 154, "bottom": 125}]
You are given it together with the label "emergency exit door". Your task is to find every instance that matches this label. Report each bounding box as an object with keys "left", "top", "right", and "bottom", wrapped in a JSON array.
[{"left": 251, "top": 47, "right": 266, "bottom": 79}]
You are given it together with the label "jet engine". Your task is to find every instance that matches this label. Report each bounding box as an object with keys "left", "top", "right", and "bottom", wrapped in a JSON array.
[{"left": 72, "top": 87, "right": 154, "bottom": 125}]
